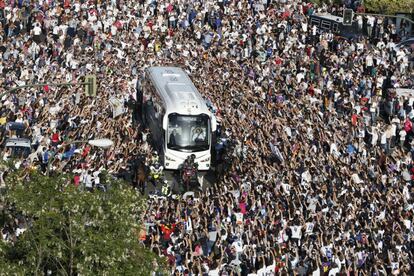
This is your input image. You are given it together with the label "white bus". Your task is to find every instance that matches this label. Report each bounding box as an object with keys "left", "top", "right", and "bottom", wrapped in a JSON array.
[{"left": 139, "top": 67, "right": 217, "bottom": 171}]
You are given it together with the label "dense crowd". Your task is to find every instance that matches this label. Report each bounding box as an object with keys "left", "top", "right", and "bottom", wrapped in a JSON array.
[{"left": 0, "top": 0, "right": 414, "bottom": 275}]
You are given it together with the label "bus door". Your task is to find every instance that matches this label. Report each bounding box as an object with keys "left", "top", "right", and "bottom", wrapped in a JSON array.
[
  {"left": 145, "top": 99, "right": 164, "bottom": 152},
  {"left": 136, "top": 78, "right": 143, "bottom": 118}
]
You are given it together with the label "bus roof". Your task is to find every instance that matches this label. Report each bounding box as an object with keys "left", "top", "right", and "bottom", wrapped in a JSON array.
[
  {"left": 5, "top": 138, "right": 31, "bottom": 148},
  {"left": 396, "top": 88, "right": 414, "bottom": 98},
  {"left": 311, "top": 13, "right": 343, "bottom": 23},
  {"left": 146, "top": 67, "right": 211, "bottom": 116}
]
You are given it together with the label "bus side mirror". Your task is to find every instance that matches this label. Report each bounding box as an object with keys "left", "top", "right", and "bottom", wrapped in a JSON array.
[
  {"left": 211, "top": 115, "right": 217, "bottom": 132},
  {"left": 136, "top": 80, "right": 142, "bottom": 93},
  {"left": 162, "top": 116, "right": 168, "bottom": 130}
]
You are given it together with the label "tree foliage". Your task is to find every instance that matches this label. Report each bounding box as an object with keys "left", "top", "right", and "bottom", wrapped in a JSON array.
[
  {"left": 0, "top": 168, "right": 165, "bottom": 275},
  {"left": 364, "top": 0, "right": 414, "bottom": 15}
]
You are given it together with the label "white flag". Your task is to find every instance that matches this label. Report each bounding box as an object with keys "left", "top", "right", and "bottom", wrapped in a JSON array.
[
  {"left": 109, "top": 97, "right": 127, "bottom": 118},
  {"left": 269, "top": 142, "right": 284, "bottom": 162}
]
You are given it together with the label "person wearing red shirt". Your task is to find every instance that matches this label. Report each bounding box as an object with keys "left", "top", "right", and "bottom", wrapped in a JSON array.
[
  {"left": 351, "top": 113, "right": 359, "bottom": 127},
  {"left": 51, "top": 132, "right": 60, "bottom": 147},
  {"left": 404, "top": 118, "right": 412, "bottom": 133},
  {"left": 159, "top": 223, "right": 176, "bottom": 241},
  {"left": 82, "top": 146, "right": 91, "bottom": 158},
  {"left": 74, "top": 175, "right": 80, "bottom": 187}
]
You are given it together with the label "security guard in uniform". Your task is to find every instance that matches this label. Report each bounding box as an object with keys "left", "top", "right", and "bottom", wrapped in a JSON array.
[{"left": 161, "top": 180, "right": 171, "bottom": 197}]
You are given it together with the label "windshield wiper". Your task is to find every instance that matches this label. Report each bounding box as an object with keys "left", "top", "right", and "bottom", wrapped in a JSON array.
[
  {"left": 169, "top": 145, "right": 209, "bottom": 151},
  {"left": 183, "top": 145, "right": 209, "bottom": 151},
  {"left": 167, "top": 145, "right": 182, "bottom": 150}
]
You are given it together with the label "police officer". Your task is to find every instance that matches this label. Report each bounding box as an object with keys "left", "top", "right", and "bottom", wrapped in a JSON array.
[
  {"left": 188, "top": 154, "right": 196, "bottom": 167},
  {"left": 161, "top": 180, "right": 171, "bottom": 197},
  {"left": 189, "top": 154, "right": 198, "bottom": 170},
  {"left": 151, "top": 151, "right": 159, "bottom": 165}
]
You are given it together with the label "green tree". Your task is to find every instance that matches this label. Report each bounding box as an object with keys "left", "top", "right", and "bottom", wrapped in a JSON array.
[
  {"left": 364, "top": 0, "right": 414, "bottom": 14},
  {"left": 0, "top": 168, "right": 165, "bottom": 275}
]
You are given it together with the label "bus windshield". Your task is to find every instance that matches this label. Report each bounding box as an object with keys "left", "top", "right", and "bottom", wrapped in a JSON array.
[{"left": 167, "top": 113, "right": 210, "bottom": 152}]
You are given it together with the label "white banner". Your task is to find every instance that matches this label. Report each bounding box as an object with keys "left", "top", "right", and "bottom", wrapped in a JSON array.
[
  {"left": 109, "top": 97, "right": 127, "bottom": 118},
  {"left": 269, "top": 142, "right": 284, "bottom": 162}
]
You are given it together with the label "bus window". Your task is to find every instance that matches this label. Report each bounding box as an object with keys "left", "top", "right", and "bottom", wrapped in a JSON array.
[
  {"left": 310, "top": 18, "right": 320, "bottom": 27},
  {"left": 332, "top": 22, "right": 339, "bottom": 33},
  {"left": 167, "top": 113, "right": 210, "bottom": 152},
  {"left": 321, "top": 20, "right": 331, "bottom": 30}
]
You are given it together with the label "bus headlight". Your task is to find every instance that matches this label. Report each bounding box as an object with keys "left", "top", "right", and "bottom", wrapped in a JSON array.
[
  {"left": 165, "top": 155, "right": 176, "bottom": 161},
  {"left": 200, "top": 157, "right": 210, "bottom": 162}
]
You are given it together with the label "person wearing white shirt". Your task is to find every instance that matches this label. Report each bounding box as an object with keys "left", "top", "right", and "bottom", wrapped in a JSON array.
[
  {"left": 399, "top": 128, "right": 407, "bottom": 148},
  {"left": 365, "top": 54, "right": 373, "bottom": 75},
  {"left": 290, "top": 225, "right": 303, "bottom": 244},
  {"left": 31, "top": 23, "right": 43, "bottom": 44},
  {"left": 376, "top": 40, "right": 385, "bottom": 49},
  {"left": 52, "top": 24, "right": 60, "bottom": 40},
  {"left": 356, "top": 15, "right": 363, "bottom": 31},
  {"left": 256, "top": 265, "right": 267, "bottom": 276},
  {"left": 93, "top": 171, "right": 100, "bottom": 186},
  {"left": 305, "top": 221, "right": 315, "bottom": 236},
  {"left": 84, "top": 172, "right": 93, "bottom": 191},
  {"left": 380, "top": 130, "right": 387, "bottom": 151},
  {"left": 32, "top": 24, "right": 42, "bottom": 36},
  {"left": 371, "top": 126, "right": 379, "bottom": 146},
  {"left": 367, "top": 16, "right": 375, "bottom": 37},
  {"left": 281, "top": 183, "right": 291, "bottom": 196},
  {"left": 390, "top": 122, "right": 397, "bottom": 148},
  {"left": 312, "top": 265, "right": 321, "bottom": 276},
  {"left": 16, "top": 227, "right": 27, "bottom": 237},
  {"left": 330, "top": 142, "right": 340, "bottom": 158},
  {"left": 328, "top": 256, "right": 342, "bottom": 276}
]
